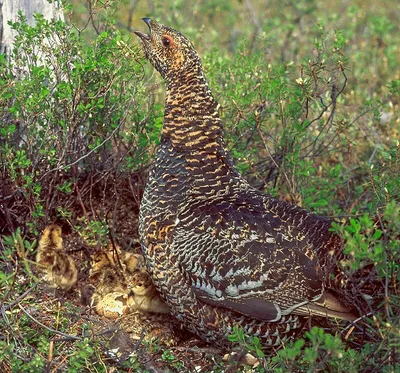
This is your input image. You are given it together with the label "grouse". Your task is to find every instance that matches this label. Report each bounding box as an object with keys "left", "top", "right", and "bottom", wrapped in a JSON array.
[
  {"left": 128, "top": 269, "right": 170, "bottom": 314},
  {"left": 85, "top": 244, "right": 168, "bottom": 317},
  {"left": 36, "top": 224, "right": 78, "bottom": 291},
  {"left": 134, "top": 18, "right": 355, "bottom": 347}
]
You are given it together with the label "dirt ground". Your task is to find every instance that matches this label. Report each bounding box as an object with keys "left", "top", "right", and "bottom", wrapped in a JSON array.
[{"left": 0, "top": 174, "right": 393, "bottom": 372}]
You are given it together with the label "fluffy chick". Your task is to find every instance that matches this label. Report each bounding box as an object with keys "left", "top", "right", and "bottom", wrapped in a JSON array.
[
  {"left": 87, "top": 250, "right": 132, "bottom": 319},
  {"left": 88, "top": 251, "right": 128, "bottom": 295},
  {"left": 88, "top": 245, "right": 167, "bottom": 318},
  {"left": 106, "top": 247, "right": 168, "bottom": 315},
  {"left": 121, "top": 251, "right": 146, "bottom": 274},
  {"left": 129, "top": 270, "right": 169, "bottom": 314},
  {"left": 36, "top": 224, "right": 78, "bottom": 291},
  {"left": 104, "top": 244, "right": 145, "bottom": 273}
]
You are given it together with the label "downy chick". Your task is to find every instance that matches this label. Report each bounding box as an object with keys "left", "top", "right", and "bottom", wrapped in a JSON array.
[
  {"left": 129, "top": 270, "right": 169, "bottom": 314},
  {"left": 36, "top": 224, "right": 77, "bottom": 291},
  {"left": 88, "top": 251, "right": 128, "bottom": 295},
  {"left": 104, "top": 244, "right": 145, "bottom": 273},
  {"left": 121, "top": 251, "right": 146, "bottom": 274},
  {"left": 107, "top": 247, "right": 169, "bottom": 314},
  {"left": 88, "top": 250, "right": 132, "bottom": 318}
]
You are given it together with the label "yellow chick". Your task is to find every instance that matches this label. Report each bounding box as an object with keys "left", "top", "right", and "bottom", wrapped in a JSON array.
[
  {"left": 87, "top": 249, "right": 132, "bottom": 319},
  {"left": 129, "top": 270, "right": 169, "bottom": 314},
  {"left": 88, "top": 251, "right": 128, "bottom": 295},
  {"left": 104, "top": 246, "right": 168, "bottom": 315},
  {"left": 121, "top": 251, "right": 146, "bottom": 274},
  {"left": 36, "top": 224, "right": 77, "bottom": 291},
  {"left": 88, "top": 244, "right": 166, "bottom": 318},
  {"left": 104, "top": 244, "right": 145, "bottom": 273}
]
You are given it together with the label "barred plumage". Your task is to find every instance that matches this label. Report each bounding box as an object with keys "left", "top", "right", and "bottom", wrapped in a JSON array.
[{"left": 135, "top": 18, "right": 355, "bottom": 347}]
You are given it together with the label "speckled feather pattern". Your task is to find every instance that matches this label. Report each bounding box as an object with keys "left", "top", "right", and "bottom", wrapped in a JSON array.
[
  {"left": 136, "top": 19, "right": 344, "bottom": 347},
  {"left": 36, "top": 225, "right": 78, "bottom": 291}
]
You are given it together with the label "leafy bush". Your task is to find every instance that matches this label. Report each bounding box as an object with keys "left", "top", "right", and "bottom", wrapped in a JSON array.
[
  {"left": 0, "top": 10, "right": 162, "bottom": 236},
  {"left": 204, "top": 28, "right": 351, "bottom": 213}
]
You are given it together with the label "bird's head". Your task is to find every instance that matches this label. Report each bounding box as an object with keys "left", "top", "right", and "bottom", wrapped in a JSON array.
[
  {"left": 134, "top": 18, "right": 201, "bottom": 82},
  {"left": 41, "top": 224, "right": 63, "bottom": 249}
]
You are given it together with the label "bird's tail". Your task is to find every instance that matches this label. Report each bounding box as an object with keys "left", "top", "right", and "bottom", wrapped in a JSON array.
[{"left": 294, "top": 290, "right": 358, "bottom": 321}]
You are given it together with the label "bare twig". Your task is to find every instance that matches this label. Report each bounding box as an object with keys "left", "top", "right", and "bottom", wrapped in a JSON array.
[
  {"left": 87, "top": 0, "right": 100, "bottom": 35},
  {"left": 2, "top": 280, "right": 41, "bottom": 311},
  {"left": 50, "top": 354, "right": 69, "bottom": 373},
  {"left": 39, "top": 122, "right": 123, "bottom": 181},
  {"left": 127, "top": 0, "right": 139, "bottom": 30},
  {"left": 18, "top": 304, "right": 82, "bottom": 341},
  {"left": 244, "top": 0, "right": 261, "bottom": 52}
]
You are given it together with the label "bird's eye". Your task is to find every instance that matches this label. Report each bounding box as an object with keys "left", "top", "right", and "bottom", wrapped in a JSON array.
[{"left": 162, "top": 35, "right": 173, "bottom": 47}]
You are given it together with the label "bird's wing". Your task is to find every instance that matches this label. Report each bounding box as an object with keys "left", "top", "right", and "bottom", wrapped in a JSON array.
[{"left": 172, "top": 197, "right": 324, "bottom": 322}]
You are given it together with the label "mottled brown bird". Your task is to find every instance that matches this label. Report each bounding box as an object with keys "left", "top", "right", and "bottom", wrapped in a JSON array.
[
  {"left": 87, "top": 249, "right": 132, "bottom": 318},
  {"left": 135, "top": 19, "right": 355, "bottom": 347},
  {"left": 87, "top": 246, "right": 167, "bottom": 318},
  {"left": 36, "top": 224, "right": 77, "bottom": 291},
  {"left": 128, "top": 270, "right": 170, "bottom": 314},
  {"left": 88, "top": 250, "right": 128, "bottom": 296}
]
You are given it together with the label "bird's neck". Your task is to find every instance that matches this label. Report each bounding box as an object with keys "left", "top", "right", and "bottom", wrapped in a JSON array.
[
  {"left": 163, "top": 66, "right": 224, "bottom": 152},
  {"left": 157, "top": 66, "right": 243, "bottom": 193}
]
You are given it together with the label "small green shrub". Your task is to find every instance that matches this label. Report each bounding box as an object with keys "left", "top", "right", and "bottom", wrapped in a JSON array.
[
  {"left": 333, "top": 202, "right": 399, "bottom": 277},
  {"left": 0, "top": 227, "right": 38, "bottom": 296},
  {"left": 0, "top": 10, "right": 161, "bottom": 235},
  {"left": 271, "top": 327, "right": 365, "bottom": 372},
  {"left": 228, "top": 325, "right": 265, "bottom": 359}
]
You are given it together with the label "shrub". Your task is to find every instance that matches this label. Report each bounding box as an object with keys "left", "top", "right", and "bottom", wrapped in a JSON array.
[{"left": 0, "top": 10, "right": 162, "bottom": 236}]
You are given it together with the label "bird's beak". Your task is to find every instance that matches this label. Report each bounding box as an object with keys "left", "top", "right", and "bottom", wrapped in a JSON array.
[{"left": 133, "top": 18, "right": 152, "bottom": 41}]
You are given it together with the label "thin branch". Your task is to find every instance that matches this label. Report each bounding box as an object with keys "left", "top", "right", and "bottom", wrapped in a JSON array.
[
  {"left": 2, "top": 280, "right": 41, "bottom": 311},
  {"left": 39, "top": 122, "right": 123, "bottom": 181},
  {"left": 18, "top": 304, "right": 82, "bottom": 341}
]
